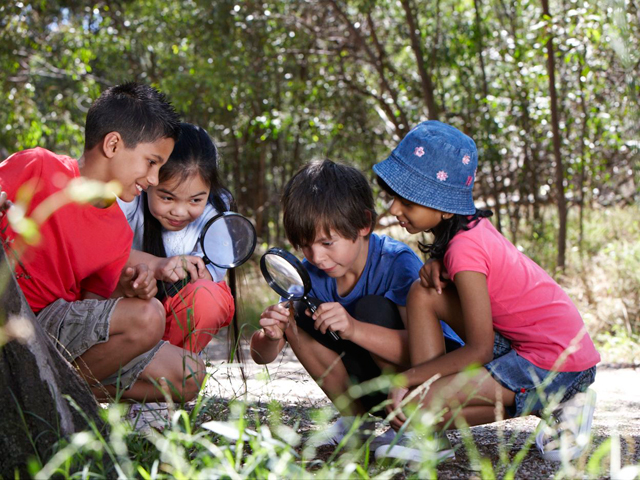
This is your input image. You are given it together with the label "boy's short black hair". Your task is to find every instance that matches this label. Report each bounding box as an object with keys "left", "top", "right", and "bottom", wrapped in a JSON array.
[
  {"left": 84, "top": 82, "right": 181, "bottom": 150},
  {"left": 282, "top": 159, "right": 378, "bottom": 249}
]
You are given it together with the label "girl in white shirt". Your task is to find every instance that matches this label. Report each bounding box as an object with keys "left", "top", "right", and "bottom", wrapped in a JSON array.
[{"left": 118, "top": 123, "right": 237, "bottom": 354}]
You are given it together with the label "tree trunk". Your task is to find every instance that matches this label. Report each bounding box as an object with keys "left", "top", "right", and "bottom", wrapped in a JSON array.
[
  {"left": 400, "top": 0, "right": 439, "bottom": 119},
  {"left": 541, "top": 0, "right": 567, "bottom": 270},
  {"left": 0, "top": 250, "right": 106, "bottom": 477}
]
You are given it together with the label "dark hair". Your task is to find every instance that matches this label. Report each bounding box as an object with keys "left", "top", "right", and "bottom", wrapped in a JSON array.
[
  {"left": 141, "top": 123, "right": 242, "bottom": 362},
  {"left": 84, "top": 82, "right": 181, "bottom": 151},
  {"left": 376, "top": 176, "right": 492, "bottom": 260},
  {"left": 282, "top": 159, "right": 378, "bottom": 249}
]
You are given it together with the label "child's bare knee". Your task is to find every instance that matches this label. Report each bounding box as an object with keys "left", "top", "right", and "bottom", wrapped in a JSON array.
[
  {"left": 122, "top": 298, "right": 165, "bottom": 347},
  {"left": 408, "top": 279, "right": 439, "bottom": 304}
]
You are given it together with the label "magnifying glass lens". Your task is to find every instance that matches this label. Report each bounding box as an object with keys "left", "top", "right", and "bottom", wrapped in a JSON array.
[
  {"left": 263, "top": 253, "right": 306, "bottom": 298},
  {"left": 202, "top": 214, "right": 256, "bottom": 268}
]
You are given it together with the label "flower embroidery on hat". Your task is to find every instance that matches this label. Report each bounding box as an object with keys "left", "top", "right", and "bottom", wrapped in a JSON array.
[
  {"left": 414, "top": 146, "right": 425, "bottom": 157},
  {"left": 465, "top": 176, "right": 473, "bottom": 186},
  {"left": 437, "top": 170, "right": 448, "bottom": 181},
  {"left": 462, "top": 154, "right": 471, "bottom": 165}
]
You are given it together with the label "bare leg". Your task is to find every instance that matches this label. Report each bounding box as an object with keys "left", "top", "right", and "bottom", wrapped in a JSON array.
[
  {"left": 77, "top": 297, "right": 165, "bottom": 383},
  {"left": 404, "top": 285, "right": 514, "bottom": 429},
  {"left": 92, "top": 343, "right": 205, "bottom": 402},
  {"left": 406, "top": 280, "right": 465, "bottom": 366},
  {"left": 286, "top": 324, "right": 368, "bottom": 417},
  {"left": 414, "top": 368, "right": 515, "bottom": 431}
]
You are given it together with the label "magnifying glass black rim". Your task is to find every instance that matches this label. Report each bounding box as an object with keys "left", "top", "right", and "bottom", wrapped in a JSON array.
[
  {"left": 260, "top": 247, "right": 312, "bottom": 300},
  {"left": 199, "top": 211, "right": 257, "bottom": 268}
]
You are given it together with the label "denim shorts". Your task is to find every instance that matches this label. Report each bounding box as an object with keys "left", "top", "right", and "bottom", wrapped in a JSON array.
[
  {"left": 485, "top": 333, "right": 597, "bottom": 417},
  {"left": 37, "top": 297, "right": 165, "bottom": 389}
]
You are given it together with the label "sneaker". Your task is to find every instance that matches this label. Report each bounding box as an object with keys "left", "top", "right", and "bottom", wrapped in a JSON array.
[
  {"left": 368, "top": 428, "right": 405, "bottom": 452},
  {"left": 535, "top": 388, "right": 597, "bottom": 461},
  {"left": 126, "top": 402, "right": 171, "bottom": 434},
  {"left": 306, "top": 416, "right": 377, "bottom": 448},
  {"left": 375, "top": 431, "right": 455, "bottom": 467}
]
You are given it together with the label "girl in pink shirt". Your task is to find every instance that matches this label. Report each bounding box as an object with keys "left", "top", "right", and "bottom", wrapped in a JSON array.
[{"left": 372, "top": 121, "right": 599, "bottom": 462}]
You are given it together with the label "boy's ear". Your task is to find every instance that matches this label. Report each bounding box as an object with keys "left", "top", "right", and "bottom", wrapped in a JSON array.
[
  {"left": 359, "top": 210, "right": 373, "bottom": 237},
  {"left": 359, "top": 226, "right": 371, "bottom": 237},
  {"left": 101, "top": 132, "right": 124, "bottom": 159}
]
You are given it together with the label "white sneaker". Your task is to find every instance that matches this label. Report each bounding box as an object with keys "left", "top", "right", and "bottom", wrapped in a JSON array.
[
  {"left": 368, "top": 428, "right": 404, "bottom": 452},
  {"left": 375, "top": 431, "right": 455, "bottom": 467},
  {"left": 536, "top": 388, "right": 597, "bottom": 461},
  {"left": 126, "top": 402, "right": 170, "bottom": 434},
  {"left": 306, "top": 416, "right": 376, "bottom": 448}
]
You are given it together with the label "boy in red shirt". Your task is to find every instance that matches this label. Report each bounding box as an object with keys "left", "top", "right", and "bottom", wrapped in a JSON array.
[{"left": 0, "top": 82, "right": 205, "bottom": 403}]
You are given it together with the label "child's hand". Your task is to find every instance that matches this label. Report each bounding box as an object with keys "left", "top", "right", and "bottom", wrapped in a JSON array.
[
  {"left": 310, "top": 302, "right": 356, "bottom": 339},
  {"left": 259, "top": 303, "right": 290, "bottom": 341},
  {"left": 386, "top": 386, "right": 409, "bottom": 431},
  {"left": 120, "top": 264, "right": 158, "bottom": 300},
  {"left": 419, "top": 259, "right": 450, "bottom": 294},
  {"left": 155, "top": 255, "right": 206, "bottom": 283}
]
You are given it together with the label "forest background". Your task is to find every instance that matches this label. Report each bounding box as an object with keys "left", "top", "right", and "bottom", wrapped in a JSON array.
[{"left": 1, "top": 0, "right": 638, "bottom": 362}]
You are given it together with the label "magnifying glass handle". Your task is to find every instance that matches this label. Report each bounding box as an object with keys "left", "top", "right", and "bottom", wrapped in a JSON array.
[{"left": 306, "top": 299, "right": 340, "bottom": 341}]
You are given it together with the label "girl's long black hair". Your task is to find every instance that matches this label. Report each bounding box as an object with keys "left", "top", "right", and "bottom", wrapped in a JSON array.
[
  {"left": 142, "top": 123, "right": 243, "bottom": 363},
  {"left": 376, "top": 176, "right": 492, "bottom": 260}
]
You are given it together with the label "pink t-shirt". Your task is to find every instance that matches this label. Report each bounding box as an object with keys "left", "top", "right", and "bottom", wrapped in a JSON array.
[{"left": 444, "top": 218, "right": 600, "bottom": 372}]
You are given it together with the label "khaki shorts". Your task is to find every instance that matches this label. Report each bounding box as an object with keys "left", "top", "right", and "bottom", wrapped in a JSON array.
[{"left": 37, "top": 297, "right": 165, "bottom": 390}]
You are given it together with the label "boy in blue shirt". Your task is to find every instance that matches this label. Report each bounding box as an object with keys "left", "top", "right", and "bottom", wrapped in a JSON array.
[{"left": 250, "top": 159, "right": 461, "bottom": 447}]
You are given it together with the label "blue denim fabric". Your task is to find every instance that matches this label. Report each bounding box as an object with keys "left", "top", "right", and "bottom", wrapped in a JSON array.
[
  {"left": 485, "top": 332, "right": 597, "bottom": 417},
  {"left": 373, "top": 121, "right": 478, "bottom": 215}
]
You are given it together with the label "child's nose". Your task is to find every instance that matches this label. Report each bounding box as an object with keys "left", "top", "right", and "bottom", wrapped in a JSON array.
[
  {"left": 147, "top": 171, "right": 159, "bottom": 187},
  {"left": 171, "top": 203, "right": 187, "bottom": 216},
  {"left": 389, "top": 198, "right": 401, "bottom": 216}
]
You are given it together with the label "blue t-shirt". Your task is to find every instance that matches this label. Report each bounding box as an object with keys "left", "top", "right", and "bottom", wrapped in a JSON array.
[{"left": 303, "top": 233, "right": 462, "bottom": 345}]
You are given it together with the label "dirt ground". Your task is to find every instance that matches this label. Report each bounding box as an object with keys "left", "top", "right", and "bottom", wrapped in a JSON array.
[{"left": 202, "top": 340, "right": 640, "bottom": 478}]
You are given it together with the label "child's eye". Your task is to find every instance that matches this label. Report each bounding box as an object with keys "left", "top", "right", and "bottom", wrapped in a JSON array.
[
  {"left": 148, "top": 159, "right": 157, "bottom": 166},
  {"left": 161, "top": 196, "right": 173, "bottom": 202},
  {"left": 191, "top": 199, "right": 203, "bottom": 204},
  {"left": 322, "top": 241, "right": 334, "bottom": 247}
]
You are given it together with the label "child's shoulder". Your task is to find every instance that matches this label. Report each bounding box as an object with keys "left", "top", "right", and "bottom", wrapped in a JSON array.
[
  {"left": 372, "top": 232, "right": 419, "bottom": 258},
  {"left": 1, "top": 148, "right": 78, "bottom": 191},
  {"left": 368, "top": 233, "right": 422, "bottom": 276},
  {"left": 6, "top": 147, "right": 74, "bottom": 168},
  {"left": 450, "top": 217, "right": 496, "bottom": 244}
]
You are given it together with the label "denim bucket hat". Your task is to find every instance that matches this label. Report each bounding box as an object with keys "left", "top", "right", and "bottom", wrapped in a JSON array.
[{"left": 373, "top": 121, "right": 478, "bottom": 215}]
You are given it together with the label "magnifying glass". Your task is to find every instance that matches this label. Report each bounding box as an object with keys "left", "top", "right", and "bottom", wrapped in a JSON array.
[
  {"left": 162, "top": 212, "right": 257, "bottom": 298},
  {"left": 260, "top": 247, "right": 340, "bottom": 341}
]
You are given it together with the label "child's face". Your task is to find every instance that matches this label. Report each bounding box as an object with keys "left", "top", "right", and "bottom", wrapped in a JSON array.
[
  {"left": 147, "top": 173, "right": 210, "bottom": 231},
  {"left": 110, "top": 137, "right": 175, "bottom": 202},
  {"left": 389, "top": 196, "right": 451, "bottom": 234},
  {"left": 300, "top": 228, "right": 369, "bottom": 279}
]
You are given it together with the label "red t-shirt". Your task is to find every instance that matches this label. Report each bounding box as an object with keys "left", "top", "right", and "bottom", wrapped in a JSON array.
[
  {"left": 445, "top": 218, "right": 600, "bottom": 372},
  {"left": 0, "top": 148, "right": 133, "bottom": 312}
]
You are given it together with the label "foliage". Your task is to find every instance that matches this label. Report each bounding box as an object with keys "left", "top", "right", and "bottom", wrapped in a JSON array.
[{"left": 0, "top": 0, "right": 637, "bottom": 245}]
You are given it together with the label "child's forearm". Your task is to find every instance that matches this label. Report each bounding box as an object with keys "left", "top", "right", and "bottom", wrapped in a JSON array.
[
  {"left": 250, "top": 330, "right": 285, "bottom": 364},
  {"left": 348, "top": 322, "right": 411, "bottom": 367},
  {"left": 127, "top": 249, "right": 160, "bottom": 271}
]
